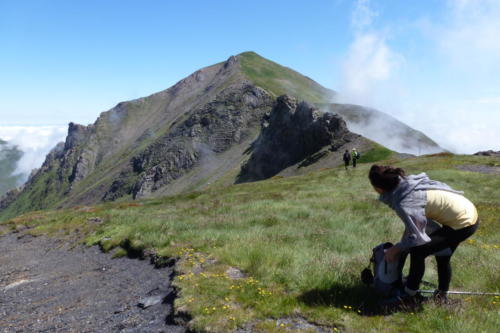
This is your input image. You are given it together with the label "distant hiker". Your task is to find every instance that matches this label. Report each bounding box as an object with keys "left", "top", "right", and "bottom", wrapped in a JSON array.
[
  {"left": 343, "top": 150, "right": 351, "bottom": 169},
  {"left": 351, "top": 148, "right": 360, "bottom": 168},
  {"left": 368, "top": 165, "right": 479, "bottom": 305}
]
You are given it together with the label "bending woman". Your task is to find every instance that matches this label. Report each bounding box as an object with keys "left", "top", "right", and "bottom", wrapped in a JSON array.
[{"left": 368, "top": 165, "right": 479, "bottom": 303}]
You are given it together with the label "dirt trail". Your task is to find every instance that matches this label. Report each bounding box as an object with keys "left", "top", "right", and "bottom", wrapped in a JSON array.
[{"left": 0, "top": 233, "right": 184, "bottom": 333}]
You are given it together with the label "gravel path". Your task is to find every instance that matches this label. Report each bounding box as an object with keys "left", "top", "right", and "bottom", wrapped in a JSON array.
[{"left": 0, "top": 233, "right": 185, "bottom": 333}]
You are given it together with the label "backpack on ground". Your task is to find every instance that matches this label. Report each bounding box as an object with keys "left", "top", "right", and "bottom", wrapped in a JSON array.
[{"left": 361, "top": 242, "right": 405, "bottom": 298}]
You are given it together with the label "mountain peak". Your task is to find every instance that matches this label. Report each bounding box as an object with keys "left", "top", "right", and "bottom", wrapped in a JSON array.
[
  {"left": 236, "top": 52, "right": 335, "bottom": 103},
  {"left": 0, "top": 52, "right": 441, "bottom": 220}
]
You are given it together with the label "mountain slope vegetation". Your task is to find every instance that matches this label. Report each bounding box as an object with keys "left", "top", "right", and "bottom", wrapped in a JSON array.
[
  {"left": 2, "top": 154, "right": 498, "bottom": 332},
  {"left": 1, "top": 52, "right": 442, "bottom": 222},
  {"left": 239, "top": 51, "right": 334, "bottom": 103}
]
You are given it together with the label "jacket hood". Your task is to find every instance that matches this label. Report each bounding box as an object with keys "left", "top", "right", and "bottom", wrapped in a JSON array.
[{"left": 379, "top": 172, "right": 460, "bottom": 209}]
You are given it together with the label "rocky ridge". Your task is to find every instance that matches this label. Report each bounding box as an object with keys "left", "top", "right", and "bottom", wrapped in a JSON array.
[
  {"left": 1, "top": 55, "right": 253, "bottom": 218},
  {"left": 1, "top": 52, "right": 430, "bottom": 220}
]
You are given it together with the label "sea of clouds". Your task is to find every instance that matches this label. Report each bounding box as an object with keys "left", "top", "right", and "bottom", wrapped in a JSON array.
[{"left": 0, "top": 126, "right": 67, "bottom": 184}]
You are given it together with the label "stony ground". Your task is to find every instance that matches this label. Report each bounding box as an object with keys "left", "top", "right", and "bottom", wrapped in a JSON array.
[{"left": 0, "top": 233, "right": 185, "bottom": 333}]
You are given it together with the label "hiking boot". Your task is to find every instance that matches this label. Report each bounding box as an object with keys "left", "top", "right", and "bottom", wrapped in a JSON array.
[{"left": 433, "top": 290, "right": 450, "bottom": 305}]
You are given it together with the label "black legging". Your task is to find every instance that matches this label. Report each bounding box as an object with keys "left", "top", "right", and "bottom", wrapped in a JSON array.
[{"left": 406, "top": 221, "right": 479, "bottom": 292}]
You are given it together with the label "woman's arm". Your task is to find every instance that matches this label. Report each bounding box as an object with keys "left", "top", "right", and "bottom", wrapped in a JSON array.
[{"left": 394, "top": 207, "right": 431, "bottom": 251}]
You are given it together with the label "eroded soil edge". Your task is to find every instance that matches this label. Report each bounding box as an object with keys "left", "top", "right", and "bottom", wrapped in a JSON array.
[{"left": 0, "top": 233, "right": 187, "bottom": 333}]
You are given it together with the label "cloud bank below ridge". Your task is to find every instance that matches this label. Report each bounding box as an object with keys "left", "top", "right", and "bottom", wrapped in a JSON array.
[{"left": 0, "top": 126, "right": 67, "bottom": 184}]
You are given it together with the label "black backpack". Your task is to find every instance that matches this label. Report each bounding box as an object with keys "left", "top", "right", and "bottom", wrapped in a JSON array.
[{"left": 343, "top": 151, "right": 351, "bottom": 161}]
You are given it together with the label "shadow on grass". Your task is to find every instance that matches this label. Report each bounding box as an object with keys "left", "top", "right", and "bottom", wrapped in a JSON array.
[{"left": 297, "top": 283, "right": 423, "bottom": 316}]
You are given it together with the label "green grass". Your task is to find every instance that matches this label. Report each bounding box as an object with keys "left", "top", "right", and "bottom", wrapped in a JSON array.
[
  {"left": 1, "top": 154, "right": 499, "bottom": 332},
  {"left": 358, "top": 144, "right": 393, "bottom": 163},
  {"left": 239, "top": 52, "right": 333, "bottom": 103}
]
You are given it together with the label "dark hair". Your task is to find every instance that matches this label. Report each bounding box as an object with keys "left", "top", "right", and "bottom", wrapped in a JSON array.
[{"left": 368, "top": 165, "right": 406, "bottom": 192}]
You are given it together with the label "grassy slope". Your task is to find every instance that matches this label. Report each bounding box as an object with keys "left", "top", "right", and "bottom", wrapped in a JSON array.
[
  {"left": 357, "top": 143, "right": 393, "bottom": 163},
  {"left": 2, "top": 154, "right": 499, "bottom": 332},
  {"left": 239, "top": 52, "right": 334, "bottom": 103}
]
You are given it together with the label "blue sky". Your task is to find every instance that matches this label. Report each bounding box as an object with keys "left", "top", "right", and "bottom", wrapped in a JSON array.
[{"left": 1, "top": 0, "right": 499, "bottom": 163}]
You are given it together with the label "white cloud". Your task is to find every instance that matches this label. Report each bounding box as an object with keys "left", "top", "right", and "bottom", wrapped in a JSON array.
[
  {"left": 350, "top": 0, "right": 378, "bottom": 31},
  {"left": 417, "top": 0, "right": 500, "bottom": 153},
  {"left": 335, "top": 0, "right": 500, "bottom": 154},
  {"left": 343, "top": 113, "right": 443, "bottom": 156},
  {"left": 337, "top": 0, "right": 404, "bottom": 108},
  {"left": 339, "top": 32, "right": 403, "bottom": 106},
  {"left": 413, "top": 97, "right": 500, "bottom": 154},
  {"left": 439, "top": 0, "right": 500, "bottom": 73},
  {"left": 0, "top": 126, "right": 67, "bottom": 181}
]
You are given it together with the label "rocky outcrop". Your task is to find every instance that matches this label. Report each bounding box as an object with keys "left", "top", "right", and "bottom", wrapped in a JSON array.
[
  {"left": 103, "top": 83, "right": 274, "bottom": 200},
  {"left": 237, "top": 95, "right": 354, "bottom": 182},
  {"left": 474, "top": 150, "right": 500, "bottom": 157}
]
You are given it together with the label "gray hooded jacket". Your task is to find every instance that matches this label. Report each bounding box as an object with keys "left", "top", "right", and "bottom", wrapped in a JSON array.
[{"left": 379, "top": 173, "right": 463, "bottom": 251}]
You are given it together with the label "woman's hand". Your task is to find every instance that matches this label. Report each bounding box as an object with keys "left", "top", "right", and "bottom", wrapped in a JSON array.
[{"left": 384, "top": 245, "right": 401, "bottom": 262}]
